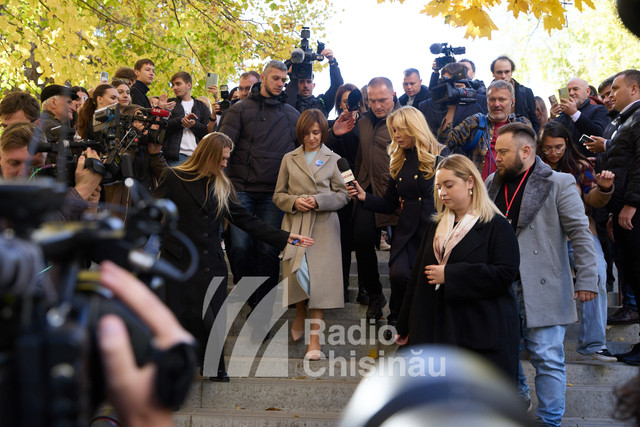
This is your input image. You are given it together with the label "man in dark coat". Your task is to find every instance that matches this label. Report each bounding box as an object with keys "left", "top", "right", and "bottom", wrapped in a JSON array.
[
  {"left": 490, "top": 56, "right": 540, "bottom": 133},
  {"left": 399, "top": 68, "right": 430, "bottom": 107},
  {"left": 130, "top": 59, "right": 155, "bottom": 109},
  {"left": 552, "top": 77, "right": 610, "bottom": 157},
  {"left": 603, "top": 70, "right": 640, "bottom": 365},
  {"left": 219, "top": 60, "right": 299, "bottom": 311},
  {"left": 285, "top": 48, "right": 343, "bottom": 117},
  {"left": 328, "top": 77, "right": 399, "bottom": 321}
]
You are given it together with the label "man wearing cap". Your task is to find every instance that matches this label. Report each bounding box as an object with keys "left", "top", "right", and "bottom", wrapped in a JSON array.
[{"left": 40, "top": 84, "right": 78, "bottom": 142}]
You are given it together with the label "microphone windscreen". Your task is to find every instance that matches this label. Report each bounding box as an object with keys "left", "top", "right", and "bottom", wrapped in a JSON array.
[
  {"left": 151, "top": 108, "right": 171, "bottom": 118},
  {"left": 291, "top": 48, "right": 305, "bottom": 64},
  {"left": 347, "top": 89, "right": 362, "bottom": 112},
  {"left": 337, "top": 158, "right": 355, "bottom": 185},
  {"left": 430, "top": 43, "right": 443, "bottom": 54}
]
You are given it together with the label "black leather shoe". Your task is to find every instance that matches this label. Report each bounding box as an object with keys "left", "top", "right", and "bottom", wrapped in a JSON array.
[
  {"left": 383, "top": 320, "right": 397, "bottom": 341},
  {"left": 356, "top": 288, "right": 369, "bottom": 305},
  {"left": 608, "top": 307, "right": 639, "bottom": 325},
  {"left": 366, "top": 293, "right": 386, "bottom": 321},
  {"left": 614, "top": 342, "right": 640, "bottom": 360},
  {"left": 209, "top": 369, "right": 230, "bottom": 382}
]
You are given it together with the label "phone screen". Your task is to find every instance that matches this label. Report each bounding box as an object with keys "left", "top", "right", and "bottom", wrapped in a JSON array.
[
  {"left": 558, "top": 87, "right": 569, "bottom": 100},
  {"left": 100, "top": 71, "right": 109, "bottom": 84},
  {"left": 548, "top": 95, "right": 558, "bottom": 105}
]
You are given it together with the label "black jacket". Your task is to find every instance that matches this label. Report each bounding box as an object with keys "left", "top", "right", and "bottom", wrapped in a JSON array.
[
  {"left": 419, "top": 95, "right": 488, "bottom": 137},
  {"left": 512, "top": 78, "right": 540, "bottom": 134},
  {"left": 285, "top": 61, "right": 344, "bottom": 116},
  {"left": 554, "top": 99, "right": 611, "bottom": 158},
  {"left": 399, "top": 85, "right": 431, "bottom": 108},
  {"left": 396, "top": 214, "right": 520, "bottom": 380},
  {"left": 218, "top": 84, "right": 300, "bottom": 192},
  {"left": 130, "top": 81, "right": 152, "bottom": 109},
  {"left": 605, "top": 101, "right": 640, "bottom": 214},
  {"left": 154, "top": 170, "right": 289, "bottom": 360},
  {"left": 162, "top": 98, "right": 211, "bottom": 161}
]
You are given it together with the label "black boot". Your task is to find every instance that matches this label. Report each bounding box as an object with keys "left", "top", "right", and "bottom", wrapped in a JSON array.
[{"left": 366, "top": 293, "right": 386, "bottom": 321}]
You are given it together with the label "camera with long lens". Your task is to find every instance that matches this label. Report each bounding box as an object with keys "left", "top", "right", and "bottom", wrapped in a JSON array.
[
  {"left": 286, "top": 27, "right": 325, "bottom": 80},
  {"left": 430, "top": 42, "right": 466, "bottom": 70},
  {"left": 216, "top": 85, "right": 231, "bottom": 115},
  {"left": 431, "top": 68, "right": 477, "bottom": 105},
  {"left": 0, "top": 178, "right": 198, "bottom": 427}
]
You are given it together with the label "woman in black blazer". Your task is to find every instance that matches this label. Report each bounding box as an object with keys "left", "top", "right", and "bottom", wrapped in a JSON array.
[
  {"left": 395, "top": 154, "right": 520, "bottom": 381},
  {"left": 154, "top": 132, "right": 310, "bottom": 381}
]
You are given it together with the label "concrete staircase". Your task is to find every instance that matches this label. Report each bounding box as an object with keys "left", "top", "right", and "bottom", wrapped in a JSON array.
[{"left": 174, "top": 250, "right": 639, "bottom": 427}]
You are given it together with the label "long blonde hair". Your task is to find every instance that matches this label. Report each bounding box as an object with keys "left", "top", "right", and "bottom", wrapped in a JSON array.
[
  {"left": 173, "top": 132, "right": 236, "bottom": 219},
  {"left": 432, "top": 154, "right": 503, "bottom": 223},
  {"left": 386, "top": 106, "right": 444, "bottom": 180}
]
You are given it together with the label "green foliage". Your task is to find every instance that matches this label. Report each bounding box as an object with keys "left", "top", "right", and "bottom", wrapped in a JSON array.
[{"left": 0, "top": 0, "right": 334, "bottom": 97}]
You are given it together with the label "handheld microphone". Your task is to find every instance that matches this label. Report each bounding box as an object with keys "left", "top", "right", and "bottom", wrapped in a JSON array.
[
  {"left": 347, "top": 89, "right": 363, "bottom": 112},
  {"left": 337, "top": 158, "right": 355, "bottom": 187},
  {"left": 137, "top": 107, "right": 171, "bottom": 118}
]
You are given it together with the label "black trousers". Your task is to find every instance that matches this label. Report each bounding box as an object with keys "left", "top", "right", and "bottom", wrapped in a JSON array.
[
  {"left": 337, "top": 202, "right": 355, "bottom": 295},
  {"left": 352, "top": 202, "right": 382, "bottom": 296},
  {"left": 612, "top": 212, "right": 640, "bottom": 325}
]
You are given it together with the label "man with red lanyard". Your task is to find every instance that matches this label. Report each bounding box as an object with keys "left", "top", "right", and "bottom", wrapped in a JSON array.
[{"left": 439, "top": 80, "right": 532, "bottom": 179}]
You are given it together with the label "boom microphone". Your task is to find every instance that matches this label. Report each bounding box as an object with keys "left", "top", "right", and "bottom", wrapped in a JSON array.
[
  {"left": 337, "top": 158, "right": 355, "bottom": 187},
  {"left": 429, "top": 43, "right": 444, "bottom": 55}
]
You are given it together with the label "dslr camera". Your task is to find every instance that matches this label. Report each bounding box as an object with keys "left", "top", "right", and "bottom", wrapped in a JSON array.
[
  {"left": 286, "top": 27, "right": 325, "bottom": 80},
  {"left": 216, "top": 85, "right": 231, "bottom": 115}
]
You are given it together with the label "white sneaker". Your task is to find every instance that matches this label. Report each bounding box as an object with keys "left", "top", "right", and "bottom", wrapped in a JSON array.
[{"left": 592, "top": 349, "right": 617, "bottom": 363}]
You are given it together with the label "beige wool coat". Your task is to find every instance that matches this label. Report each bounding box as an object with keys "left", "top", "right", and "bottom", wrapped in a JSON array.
[{"left": 273, "top": 144, "right": 350, "bottom": 309}]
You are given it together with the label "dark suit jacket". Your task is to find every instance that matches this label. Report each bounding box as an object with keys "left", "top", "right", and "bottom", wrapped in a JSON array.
[
  {"left": 554, "top": 99, "right": 610, "bottom": 158},
  {"left": 154, "top": 169, "right": 289, "bottom": 358},
  {"left": 396, "top": 214, "right": 520, "bottom": 379},
  {"left": 399, "top": 85, "right": 431, "bottom": 108}
]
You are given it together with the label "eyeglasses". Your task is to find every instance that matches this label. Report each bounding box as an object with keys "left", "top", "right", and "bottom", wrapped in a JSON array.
[{"left": 541, "top": 146, "right": 566, "bottom": 155}]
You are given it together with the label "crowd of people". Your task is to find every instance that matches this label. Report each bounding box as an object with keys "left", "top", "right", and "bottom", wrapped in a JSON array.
[{"left": 1, "top": 50, "right": 640, "bottom": 427}]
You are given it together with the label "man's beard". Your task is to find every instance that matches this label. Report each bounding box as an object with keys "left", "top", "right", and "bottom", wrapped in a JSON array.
[{"left": 499, "top": 155, "right": 525, "bottom": 181}]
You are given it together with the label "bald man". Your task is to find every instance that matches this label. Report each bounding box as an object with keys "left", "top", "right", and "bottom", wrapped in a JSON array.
[{"left": 551, "top": 77, "right": 610, "bottom": 157}]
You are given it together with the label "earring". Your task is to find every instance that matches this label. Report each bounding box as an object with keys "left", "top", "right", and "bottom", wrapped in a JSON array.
[{"left": 469, "top": 189, "right": 473, "bottom": 196}]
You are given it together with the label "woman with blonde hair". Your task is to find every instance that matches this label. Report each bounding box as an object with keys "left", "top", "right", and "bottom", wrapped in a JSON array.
[
  {"left": 349, "top": 106, "right": 449, "bottom": 324},
  {"left": 395, "top": 154, "right": 521, "bottom": 381},
  {"left": 274, "top": 109, "right": 350, "bottom": 360},
  {"left": 155, "top": 132, "right": 311, "bottom": 380}
]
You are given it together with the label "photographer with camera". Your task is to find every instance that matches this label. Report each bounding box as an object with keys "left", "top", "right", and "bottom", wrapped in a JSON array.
[
  {"left": 163, "top": 71, "right": 211, "bottom": 166},
  {"left": 419, "top": 62, "right": 487, "bottom": 137},
  {"left": 438, "top": 80, "right": 532, "bottom": 179},
  {"left": 459, "top": 58, "right": 487, "bottom": 95},
  {"left": 284, "top": 29, "right": 343, "bottom": 117},
  {"left": 0, "top": 122, "right": 102, "bottom": 219},
  {"left": 77, "top": 84, "right": 119, "bottom": 140}
]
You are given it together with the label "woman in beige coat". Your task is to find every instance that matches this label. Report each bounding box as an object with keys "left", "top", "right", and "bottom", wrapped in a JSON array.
[{"left": 273, "top": 109, "right": 350, "bottom": 360}]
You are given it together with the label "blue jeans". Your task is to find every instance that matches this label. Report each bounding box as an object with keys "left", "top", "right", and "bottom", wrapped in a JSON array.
[
  {"left": 167, "top": 153, "right": 189, "bottom": 167},
  {"left": 567, "top": 235, "right": 608, "bottom": 354},
  {"left": 514, "top": 280, "right": 567, "bottom": 427},
  {"left": 226, "top": 191, "right": 283, "bottom": 308}
]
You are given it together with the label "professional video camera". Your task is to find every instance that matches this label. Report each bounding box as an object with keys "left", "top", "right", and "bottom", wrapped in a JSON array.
[
  {"left": 431, "top": 67, "right": 477, "bottom": 105},
  {"left": 0, "top": 177, "right": 198, "bottom": 427},
  {"left": 216, "top": 85, "right": 231, "bottom": 115},
  {"left": 286, "top": 27, "right": 325, "bottom": 80},
  {"left": 430, "top": 42, "right": 466, "bottom": 70}
]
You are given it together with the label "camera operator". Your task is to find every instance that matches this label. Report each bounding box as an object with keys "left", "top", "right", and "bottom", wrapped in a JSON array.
[
  {"left": 285, "top": 48, "right": 344, "bottom": 117},
  {"left": 399, "top": 68, "right": 430, "bottom": 107},
  {"left": 418, "top": 62, "right": 487, "bottom": 137},
  {"left": 77, "top": 84, "right": 119, "bottom": 139},
  {"left": 0, "top": 122, "right": 102, "bottom": 219},
  {"left": 40, "top": 84, "right": 78, "bottom": 142},
  {"left": 163, "top": 71, "right": 210, "bottom": 166}
]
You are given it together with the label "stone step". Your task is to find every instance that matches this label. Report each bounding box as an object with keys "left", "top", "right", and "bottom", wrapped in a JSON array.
[
  {"left": 561, "top": 417, "right": 634, "bottom": 426},
  {"left": 175, "top": 408, "right": 340, "bottom": 427},
  {"left": 528, "top": 383, "right": 617, "bottom": 419},
  {"left": 521, "top": 360, "right": 638, "bottom": 386},
  {"left": 185, "top": 377, "right": 358, "bottom": 412},
  {"left": 565, "top": 323, "right": 640, "bottom": 344}
]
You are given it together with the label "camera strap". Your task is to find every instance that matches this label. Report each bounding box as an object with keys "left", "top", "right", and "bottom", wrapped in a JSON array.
[{"left": 461, "top": 114, "right": 487, "bottom": 153}]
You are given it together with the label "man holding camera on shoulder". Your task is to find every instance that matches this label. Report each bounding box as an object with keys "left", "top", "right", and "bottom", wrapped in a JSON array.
[
  {"left": 163, "top": 71, "right": 211, "bottom": 167},
  {"left": 285, "top": 47, "right": 344, "bottom": 117}
]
